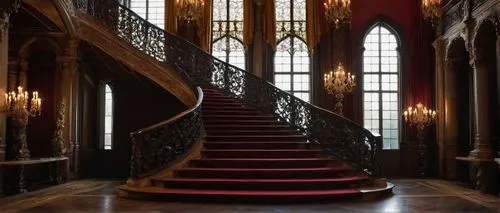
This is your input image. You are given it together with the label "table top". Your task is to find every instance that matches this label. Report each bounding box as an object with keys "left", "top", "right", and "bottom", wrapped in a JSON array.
[{"left": 0, "top": 157, "right": 68, "bottom": 165}]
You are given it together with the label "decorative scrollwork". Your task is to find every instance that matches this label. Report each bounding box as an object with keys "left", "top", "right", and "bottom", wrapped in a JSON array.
[{"left": 73, "top": 0, "right": 383, "bottom": 177}]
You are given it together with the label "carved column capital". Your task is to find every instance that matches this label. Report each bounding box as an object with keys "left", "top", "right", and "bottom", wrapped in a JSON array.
[{"left": 0, "top": 0, "right": 21, "bottom": 42}]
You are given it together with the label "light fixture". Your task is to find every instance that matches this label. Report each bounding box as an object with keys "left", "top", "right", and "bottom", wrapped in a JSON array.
[
  {"left": 2, "top": 86, "right": 42, "bottom": 160},
  {"left": 323, "top": 0, "right": 351, "bottom": 28},
  {"left": 176, "top": 0, "right": 205, "bottom": 22},
  {"left": 403, "top": 102, "right": 436, "bottom": 177},
  {"left": 421, "top": 0, "right": 442, "bottom": 25},
  {"left": 324, "top": 62, "right": 355, "bottom": 115}
]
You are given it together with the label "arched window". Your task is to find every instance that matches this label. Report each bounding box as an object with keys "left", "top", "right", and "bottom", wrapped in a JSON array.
[
  {"left": 128, "top": 0, "right": 165, "bottom": 29},
  {"left": 274, "top": 0, "right": 310, "bottom": 102},
  {"left": 362, "top": 23, "right": 400, "bottom": 150},
  {"left": 212, "top": 0, "right": 245, "bottom": 70},
  {"left": 100, "top": 83, "right": 114, "bottom": 150}
]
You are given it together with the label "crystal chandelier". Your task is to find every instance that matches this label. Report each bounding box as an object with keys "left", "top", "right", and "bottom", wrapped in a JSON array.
[
  {"left": 323, "top": 0, "right": 351, "bottom": 28},
  {"left": 421, "top": 0, "right": 442, "bottom": 24},
  {"left": 176, "top": 0, "right": 205, "bottom": 22},
  {"left": 324, "top": 62, "right": 355, "bottom": 115}
]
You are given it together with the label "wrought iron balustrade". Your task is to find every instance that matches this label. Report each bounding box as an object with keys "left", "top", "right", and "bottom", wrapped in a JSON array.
[{"left": 72, "top": 0, "right": 382, "bottom": 177}]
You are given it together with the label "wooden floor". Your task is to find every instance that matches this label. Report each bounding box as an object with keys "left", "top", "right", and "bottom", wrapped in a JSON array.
[{"left": 0, "top": 179, "right": 498, "bottom": 212}]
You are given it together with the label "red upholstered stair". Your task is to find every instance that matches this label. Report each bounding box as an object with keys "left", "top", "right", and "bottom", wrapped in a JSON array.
[{"left": 118, "top": 87, "right": 378, "bottom": 203}]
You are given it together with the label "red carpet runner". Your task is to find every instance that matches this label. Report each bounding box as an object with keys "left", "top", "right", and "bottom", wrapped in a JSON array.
[{"left": 125, "top": 88, "right": 372, "bottom": 203}]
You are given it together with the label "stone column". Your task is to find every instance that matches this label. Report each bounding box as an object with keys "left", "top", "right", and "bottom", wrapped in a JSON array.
[
  {"left": 0, "top": 15, "right": 9, "bottom": 161},
  {"left": 57, "top": 38, "right": 79, "bottom": 179},
  {"left": 252, "top": 0, "right": 265, "bottom": 78},
  {"left": 469, "top": 51, "right": 495, "bottom": 159},
  {"left": 442, "top": 57, "right": 461, "bottom": 179}
]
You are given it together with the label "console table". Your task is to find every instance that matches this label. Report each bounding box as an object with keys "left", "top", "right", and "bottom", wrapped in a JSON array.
[{"left": 0, "top": 157, "right": 69, "bottom": 195}]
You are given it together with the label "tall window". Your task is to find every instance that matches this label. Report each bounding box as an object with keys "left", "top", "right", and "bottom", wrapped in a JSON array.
[
  {"left": 212, "top": 0, "right": 245, "bottom": 70},
  {"left": 362, "top": 24, "right": 400, "bottom": 150},
  {"left": 101, "top": 83, "right": 114, "bottom": 150},
  {"left": 274, "top": 0, "right": 310, "bottom": 102},
  {"left": 128, "top": 0, "right": 165, "bottom": 29}
]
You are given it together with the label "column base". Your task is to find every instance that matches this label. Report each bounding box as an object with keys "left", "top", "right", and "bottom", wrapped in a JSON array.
[{"left": 469, "top": 148, "right": 495, "bottom": 160}]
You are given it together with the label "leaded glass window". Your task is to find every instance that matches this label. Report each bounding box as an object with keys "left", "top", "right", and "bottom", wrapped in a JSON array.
[
  {"left": 274, "top": 0, "right": 310, "bottom": 102},
  {"left": 212, "top": 0, "right": 245, "bottom": 70},
  {"left": 128, "top": 0, "right": 165, "bottom": 29},
  {"left": 362, "top": 24, "right": 400, "bottom": 150},
  {"left": 101, "top": 83, "right": 114, "bottom": 150}
]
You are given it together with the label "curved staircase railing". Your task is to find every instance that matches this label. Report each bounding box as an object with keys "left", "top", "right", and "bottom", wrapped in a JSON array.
[{"left": 71, "top": 0, "right": 383, "bottom": 177}]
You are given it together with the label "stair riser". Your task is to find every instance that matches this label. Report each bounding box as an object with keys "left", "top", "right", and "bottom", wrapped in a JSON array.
[
  {"left": 201, "top": 152, "right": 319, "bottom": 158},
  {"left": 202, "top": 106, "right": 256, "bottom": 111},
  {"left": 204, "top": 126, "right": 291, "bottom": 130},
  {"left": 202, "top": 111, "right": 262, "bottom": 116},
  {"left": 155, "top": 180, "right": 369, "bottom": 191},
  {"left": 175, "top": 170, "right": 349, "bottom": 179},
  {"left": 203, "top": 143, "right": 306, "bottom": 149},
  {"left": 190, "top": 160, "right": 329, "bottom": 168},
  {"left": 205, "top": 136, "right": 306, "bottom": 142},
  {"left": 203, "top": 102, "right": 244, "bottom": 107},
  {"left": 206, "top": 131, "right": 297, "bottom": 136},
  {"left": 203, "top": 117, "right": 278, "bottom": 121},
  {"left": 203, "top": 121, "right": 284, "bottom": 126}
]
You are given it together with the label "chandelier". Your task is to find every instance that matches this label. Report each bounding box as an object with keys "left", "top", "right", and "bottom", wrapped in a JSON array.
[
  {"left": 421, "top": 0, "right": 442, "bottom": 24},
  {"left": 176, "top": 0, "right": 205, "bottom": 22},
  {"left": 3, "top": 86, "right": 42, "bottom": 160},
  {"left": 403, "top": 102, "right": 436, "bottom": 177},
  {"left": 324, "top": 62, "right": 355, "bottom": 115},
  {"left": 403, "top": 103, "right": 436, "bottom": 133},
  {"left": 323, "top": 0, "right": 351, "bottom": 28}
]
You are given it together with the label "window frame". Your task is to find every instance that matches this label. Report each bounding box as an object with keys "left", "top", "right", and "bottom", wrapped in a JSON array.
[
  {"left": 99, "top": 82, "right": 114, "bottom": 151},
  {"left": 273, "top": 0, "right": 312, "bottom": 103},
  {"left": 127, "top": 0, "right": 165, "bottom": 29},
  {"left": 211, "top": 0, "right": 246, "bottom": 69},
  {"left": 361, "top": 22, "right": 402, "bottom": 150}
]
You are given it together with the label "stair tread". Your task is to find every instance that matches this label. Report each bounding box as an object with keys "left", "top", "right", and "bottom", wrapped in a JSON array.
[
  {"left": 177, "top": 167, "right": 347, "bottom": 171},
  {"left": 119, "top": 186, "right": 361, "bottom": 196},
  {"left": 191, "top": 158, "right": 329, "bottom": 161},
  {"left": 202, "top": 149, "right": 321, "bottom": 152},
  {"left": 156, "top": 176, "right": 368, "bottom": 183},
  {"left": 206, "top": 135, "right": 305, "bottom": 137}
]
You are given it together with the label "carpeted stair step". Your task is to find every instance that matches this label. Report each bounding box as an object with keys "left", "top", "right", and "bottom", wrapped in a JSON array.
[
  {"left": 203, "top": 115, "right": 278, "bottom": 121},
  {"left": 152, "top": 176, "right": 370, "bottom": 191},
  {"left": 203, "top": 142, "right": 307, "bottom": 149},
  {"left": 201, "top": 149, "right": 321, "bottom": 158},
  {"left": 204, "top": 124, "right": 292, "bottom": 130},
  {"left": 189, "top": 158, "right": 331, "bottom": 168},
  {"left": 174, "top": 167, "right": 352, "bottom": 179},
  {"left": 203, "top": 102, "right": 244, "bottom": 107},
  {"left": 117, "top": 186, "right": 363, "bottom": 203},
  {"left": 202, "top": 110, "right": 262, "bottom": 116},
  {"left": 202, "top": 105, "right": 256, "bottom": 111},
  {"left": 205, "top": 135, "right": 306, "bottom": 142},
  {"left": 206, "top": 129, "right": 298, "bottom": 135}
]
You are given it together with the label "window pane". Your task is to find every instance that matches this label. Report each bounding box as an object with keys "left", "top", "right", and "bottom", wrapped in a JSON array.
[
  {"left": 129, "top": 0, "right": 165, "bottom": 29},
  {"left": 363, "top": 24, "right": 400, "bottom": 150},
  {"left": 103, "top": 84, "right": 113, "bottom": 150},
  {"left": 212, "top": 0, "right": 245, "bottom": 67}
]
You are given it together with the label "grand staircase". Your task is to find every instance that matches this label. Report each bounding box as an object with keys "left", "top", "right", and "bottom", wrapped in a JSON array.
[
  {"left": 23, "top": 0, "right": 390, "bottom": 203},
  {"left": 117, "top": 88, "right": 389, "bottom": 203}
]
